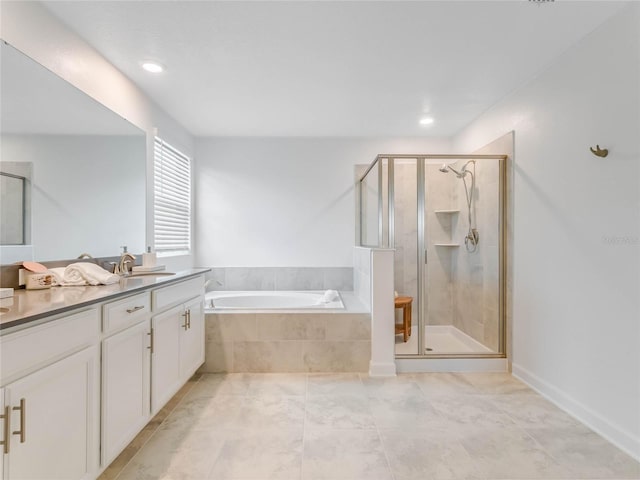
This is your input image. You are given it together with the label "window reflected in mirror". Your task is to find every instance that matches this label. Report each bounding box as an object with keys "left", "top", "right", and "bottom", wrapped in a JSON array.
[{"left": 0, "top": 162, "right": 32, "bottom": 246}]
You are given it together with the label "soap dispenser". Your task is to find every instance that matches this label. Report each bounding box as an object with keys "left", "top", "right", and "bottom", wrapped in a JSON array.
[{"left": 142, "top": 246, "right": 157, "bottom": 268}]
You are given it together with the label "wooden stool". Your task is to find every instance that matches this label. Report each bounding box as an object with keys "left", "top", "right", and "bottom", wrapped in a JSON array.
[{"left": 394, "top": 296, "right": 413, "bottom": 343}]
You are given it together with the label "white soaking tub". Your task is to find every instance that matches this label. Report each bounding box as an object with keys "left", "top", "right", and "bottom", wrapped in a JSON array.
[{"left": 205, "top": 290, "right": 344, "bottom": 311}]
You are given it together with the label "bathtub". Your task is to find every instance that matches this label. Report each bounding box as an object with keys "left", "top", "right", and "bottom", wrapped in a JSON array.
[{"left": 205, "top": 290, "right": 344, "bottom": 311}]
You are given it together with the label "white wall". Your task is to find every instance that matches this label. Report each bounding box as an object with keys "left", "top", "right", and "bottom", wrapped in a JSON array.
[
  {"left": 1, "top": 1, "right": 195, "bottom": 270},
  {"left": 454, "top": 4, "right": 640, "bottom": 458},
  {"left": 195, "top": 137, "right": 450, "bottom": 267}
]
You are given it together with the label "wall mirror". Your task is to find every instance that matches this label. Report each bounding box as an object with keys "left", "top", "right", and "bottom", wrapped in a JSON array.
[{"left": 0, "top": 41, "right": 146, "bottom": 264}]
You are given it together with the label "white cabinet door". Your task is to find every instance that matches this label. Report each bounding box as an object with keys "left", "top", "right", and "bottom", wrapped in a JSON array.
[
  {"left": 102, "top": 321, "right": 151, "bottom": 466},
  {"left": 4, "top": 346, "right": 99, "bottom": 480},
  {"left": 179, "top": 297, "right": 205, "bottom": 381},
  {"left": 151, "top": 304, "right": 183, "bottom": 415}
]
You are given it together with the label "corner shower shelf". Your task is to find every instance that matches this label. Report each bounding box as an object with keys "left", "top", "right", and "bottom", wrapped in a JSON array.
[
  {"left": 434, "top": 209, "right": 460, "bottom": 214},
  {"left": 434, "top": 243, "right": 460, "bottom": 247}
]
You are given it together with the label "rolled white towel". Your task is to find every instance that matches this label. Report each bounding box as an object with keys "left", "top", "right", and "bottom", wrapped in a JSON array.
[
  {"left": 64, "top": 262, "right": 120, "bottom": 286},
  {"left": 322, "top": 289, "right": 339, "bottom": 303},
  {"left": 49, "top": 267, "right": 87, "bottom": 286}
]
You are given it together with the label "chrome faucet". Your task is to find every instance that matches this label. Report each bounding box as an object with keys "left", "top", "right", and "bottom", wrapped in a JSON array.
[{"left": 114, "top": 246, "right": 136, "bottom": 275}]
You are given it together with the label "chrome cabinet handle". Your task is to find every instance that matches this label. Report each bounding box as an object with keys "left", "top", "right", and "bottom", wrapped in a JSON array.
[
  {"left": 181, "top": 311, "right": 189, "bottom": 330},
  {"left": 12, "top": 398, "right": 25, "bottom": 444},
  {"left": 186, "top": 309, "right": 191, "bottom": 329},
  {"left": 0, "top": 405, "right": 10, "bottom": 454},
  {"left": 147, "top": 328, "right": 154, "bottom": 354},
  {"left": 126, "top": 305, "right": 145, "bottom": 314}
]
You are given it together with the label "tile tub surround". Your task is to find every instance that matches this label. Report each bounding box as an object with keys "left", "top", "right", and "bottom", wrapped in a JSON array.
[
  {"left": 205, "top": 266, "right": 353, "bottom": 291},
  {"left": 111, "top": 372, "right": 640, "bottom": 480},
  {"left": 202, "top": 311, "right": 371, "bottom": 373}
]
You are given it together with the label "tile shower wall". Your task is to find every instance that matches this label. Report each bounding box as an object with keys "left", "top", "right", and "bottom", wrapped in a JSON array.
[
  {"left": 451, "top": 159, "right": 501, "bottom": 351},
  {"left": 424, "top": 164, "right": 457, "bottom": 327},
  {"left": 205, "top": 267, "right": 353, "bottom": 291}
]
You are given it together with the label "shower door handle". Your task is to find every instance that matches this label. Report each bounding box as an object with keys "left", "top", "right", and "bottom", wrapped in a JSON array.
[{"left": 424, "top": 250, "right": 428, "bottom": 264}]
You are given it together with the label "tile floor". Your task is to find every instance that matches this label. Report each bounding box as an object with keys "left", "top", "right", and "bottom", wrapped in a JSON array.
[{"left": 109, "top": 373, "right": 640, "bottom": 480}]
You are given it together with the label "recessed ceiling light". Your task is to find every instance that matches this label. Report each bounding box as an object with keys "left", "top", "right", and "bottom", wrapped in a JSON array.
[
  {"left": 419, "top": 117, "right": 434, "bottom": 126},
  {"left": 141, "top": 61, "right": 164, "bottom": 74}
]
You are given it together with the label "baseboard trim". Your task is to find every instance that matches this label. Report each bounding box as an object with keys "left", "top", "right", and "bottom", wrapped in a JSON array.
[
  {"left": 512, "top": 363, "right": 640, "bottom": 462},
  {"left": 369, "top": 361, "right": 397, "bottom": 377}
]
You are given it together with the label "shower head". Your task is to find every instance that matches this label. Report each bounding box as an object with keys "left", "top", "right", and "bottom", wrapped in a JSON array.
[{"left": 439, "top": 164, "right": 464, "bottom": 177}]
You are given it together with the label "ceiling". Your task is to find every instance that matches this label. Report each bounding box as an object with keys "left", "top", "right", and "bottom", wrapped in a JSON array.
[{"left": 42, "top": 1, "right": 627, "bottom": 137}]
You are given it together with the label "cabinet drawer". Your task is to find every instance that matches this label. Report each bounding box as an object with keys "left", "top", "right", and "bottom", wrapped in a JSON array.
[
  {"left": 0, "top": 308, "right": 100, "bottom": 385},
  {"left": 152, "top": 276, "right": 204, "bottom": 313},
  {"left": 103, "top": 292, "right": 151, "bottom": 335}
]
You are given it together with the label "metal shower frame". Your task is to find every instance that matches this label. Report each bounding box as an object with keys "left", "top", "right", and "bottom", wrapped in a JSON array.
[{"left": 358, "top": 153, "right": 508, "bottom": 359}]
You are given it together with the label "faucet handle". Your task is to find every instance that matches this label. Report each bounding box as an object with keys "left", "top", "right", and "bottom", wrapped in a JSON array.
[{"left": 123, "top": 259, "right": 133, "bottom": 275}]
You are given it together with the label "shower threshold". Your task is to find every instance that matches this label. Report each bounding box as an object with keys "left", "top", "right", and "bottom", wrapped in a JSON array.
[{"left": 395, "top": 325, "right": 493, "bottom": 355}]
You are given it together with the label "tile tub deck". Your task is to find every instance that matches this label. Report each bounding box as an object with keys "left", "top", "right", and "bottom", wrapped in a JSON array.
[{"left": 201, "top": 292, "right": 371, "bottom": 373}]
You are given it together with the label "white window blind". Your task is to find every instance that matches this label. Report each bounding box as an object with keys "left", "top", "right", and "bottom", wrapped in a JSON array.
[{"left": 154, "top": 137, "right": 191, "bottom": 254}]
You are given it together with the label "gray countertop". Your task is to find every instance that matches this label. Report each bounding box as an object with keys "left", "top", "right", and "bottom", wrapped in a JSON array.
[{"left": 0, "top": 268, "right": 210, "bottom": 333}]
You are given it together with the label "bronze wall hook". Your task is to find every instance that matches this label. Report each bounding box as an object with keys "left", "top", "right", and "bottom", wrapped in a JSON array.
[{"left": 590, "top": 145, "right": 608, "bottom": 157}]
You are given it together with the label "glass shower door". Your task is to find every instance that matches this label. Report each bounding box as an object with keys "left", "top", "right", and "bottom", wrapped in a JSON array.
[
  {"left": 393, "top": 158, "right": 420, "bottom": 356},
  {"left": 423, "top": 157, "right": 505, "bottom": 355}
]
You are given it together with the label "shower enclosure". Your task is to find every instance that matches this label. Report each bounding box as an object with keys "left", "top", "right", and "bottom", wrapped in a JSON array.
[{"left": 358, "top": 154, "right": 507, "bottom": 358}]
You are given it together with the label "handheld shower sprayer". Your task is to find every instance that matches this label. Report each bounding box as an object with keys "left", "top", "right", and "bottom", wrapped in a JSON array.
[{"left": 438, "top": 160, "right": 479, "bottom": 252}]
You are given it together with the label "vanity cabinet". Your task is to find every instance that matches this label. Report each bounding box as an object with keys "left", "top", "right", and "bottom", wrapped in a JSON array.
[
  {"left": 0, "top": 308, "right": 101, "bottom": 480},
  {"left": 101, "top": 292, "right": 152, "bottom": 467},
  {"left": 150, "top": 276, "right": 204, "bottom": 415},
  {"left": 0, "top": 271, "right": 206, "bottom": 479}
]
